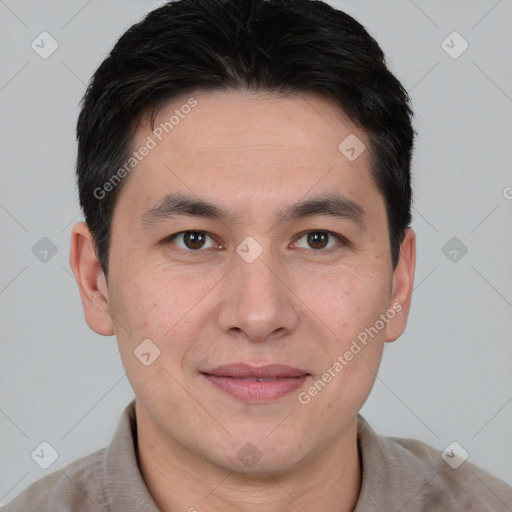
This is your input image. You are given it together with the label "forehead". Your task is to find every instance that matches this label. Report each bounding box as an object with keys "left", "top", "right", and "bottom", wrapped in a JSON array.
[
  {"left": 114, "top": 90, "right": 381, "bottom": 223},
  {"left": 143, "top": 90, "right": 364, "bottom": 157}
]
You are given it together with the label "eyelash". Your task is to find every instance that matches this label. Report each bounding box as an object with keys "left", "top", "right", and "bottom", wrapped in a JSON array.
[{"left": 165, "top": 230, "right": 347, "bottom": 252}]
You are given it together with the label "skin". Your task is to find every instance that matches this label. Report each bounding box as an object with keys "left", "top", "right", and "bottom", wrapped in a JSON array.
[{"left": 70, "top": 90, "right": 415, "bottom": 512}]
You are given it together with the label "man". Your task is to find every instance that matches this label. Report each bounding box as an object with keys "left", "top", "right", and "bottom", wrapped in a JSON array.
[{"left": 3, "top": 0, "right": 511, "bottom": 510}]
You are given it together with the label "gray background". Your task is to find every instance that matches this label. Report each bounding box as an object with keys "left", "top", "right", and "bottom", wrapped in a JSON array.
[{"left": 1, "top": 0, "right": 511, "bottom": 505}]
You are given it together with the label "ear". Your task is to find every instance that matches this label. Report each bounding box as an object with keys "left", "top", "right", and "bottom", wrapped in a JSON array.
[
  {"left": 386, "top": 228, "right": 416, "bottom": 343},
  {"left": 69, "top": 222, "right": 114, "bottom": 336}
]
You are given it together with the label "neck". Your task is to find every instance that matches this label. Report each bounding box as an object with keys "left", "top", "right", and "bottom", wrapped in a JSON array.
[{"left": 136, "top": 405, "right": 361, "bottom": 512}]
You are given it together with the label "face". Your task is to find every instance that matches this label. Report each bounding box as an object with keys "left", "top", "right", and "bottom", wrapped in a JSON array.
[{"left": 72, "top": 90, "right": 415, "bottom": 475}]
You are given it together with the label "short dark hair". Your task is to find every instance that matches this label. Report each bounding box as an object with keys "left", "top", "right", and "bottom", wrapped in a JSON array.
[{"left": 76, "top": 0, "right": 414, "bottom": 278}]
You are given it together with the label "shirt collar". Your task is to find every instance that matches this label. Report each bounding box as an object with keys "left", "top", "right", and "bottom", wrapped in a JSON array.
[
  {"left": 104, "top": 400, "right": 161, "bottom": 512},
  {"left": 103, "top": 401, "right": 431, "bottom": 512}
]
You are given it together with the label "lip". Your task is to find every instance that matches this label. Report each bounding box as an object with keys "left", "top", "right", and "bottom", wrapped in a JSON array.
[{"left": 201, "top": 364, "right": 310, "bottom": 402}]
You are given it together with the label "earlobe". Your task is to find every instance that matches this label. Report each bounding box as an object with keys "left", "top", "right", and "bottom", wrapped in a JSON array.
[
  {"left": 69, "top": 222, "right": 114, "bottom": 336},
  {"left": 386, "top": 228, "right": 416, "bottom": 343}
]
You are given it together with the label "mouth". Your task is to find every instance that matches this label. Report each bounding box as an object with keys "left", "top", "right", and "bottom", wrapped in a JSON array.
[{"left": 201, "top": 363, "right": 310, "bottom": 402}]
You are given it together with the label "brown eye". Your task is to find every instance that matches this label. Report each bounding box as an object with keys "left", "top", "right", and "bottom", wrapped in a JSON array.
[
  {"left": 307, "top": 232, "right": 329, "bottom": 249},
  {"left": 293, "top": 231, "right": 343, "bottom": 250},
  {"left": 168, "top": 231, "right": 216, "bottom": 250},
  {"left": 183, "top": 231, "right": 206, "bottom": 249}
]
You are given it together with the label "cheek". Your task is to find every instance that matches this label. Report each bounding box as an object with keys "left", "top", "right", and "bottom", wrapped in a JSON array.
[
  {"left": 111, "top": 269, "right": 162, "bottom": 338},
  {"left": 108, "top": 270, "right": 192, "bottom": 401},
  {"left": 301, "top": 265, "right": 392, "bottom": 343},
  {"left": 304, "top": 280, "right": 389, "bottom": 422},
  {"left": 321, "top": 273, "right": 391, "bottom": 389},
  {"left": 110, "top": 265, "right": 214, "bottom": 361}
]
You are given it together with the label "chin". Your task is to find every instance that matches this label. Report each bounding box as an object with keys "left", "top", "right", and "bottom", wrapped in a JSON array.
[
  {"left": 205, "top": 435, "right": 309, "bottom": 476},
  {"left": 223, "top": 454, "right": 302, "bottom": 478}
]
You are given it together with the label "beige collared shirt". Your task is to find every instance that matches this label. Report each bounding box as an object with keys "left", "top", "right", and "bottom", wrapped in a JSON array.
[{"left": 3, "top": 400, "right": 511, "bottom": 511}]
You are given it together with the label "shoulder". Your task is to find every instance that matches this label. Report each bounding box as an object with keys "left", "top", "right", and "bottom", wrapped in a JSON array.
[
  {"left": 392, "top": 435, "right": 512, "bottom": 509},
  {"left": 357, "top": 416, "right": 512, "bottom": 511},
  {"left": 1, "top": 448, "right": 107, "bottom": 512}
]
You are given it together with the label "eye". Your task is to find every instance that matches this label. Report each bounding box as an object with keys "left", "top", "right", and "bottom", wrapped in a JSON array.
[
  {"left": 167, "top": 231, "right": 219, "bottom": 251},
  {"left": 292, "top": 231, "right": 344, "bottom": 250}
]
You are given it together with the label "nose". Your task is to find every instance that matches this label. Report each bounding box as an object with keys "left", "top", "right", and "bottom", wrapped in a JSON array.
[{"left": 216, "top": 244, "right": 300, "bottom": 343}]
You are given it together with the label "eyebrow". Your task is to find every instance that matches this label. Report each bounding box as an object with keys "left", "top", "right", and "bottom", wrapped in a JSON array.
[{"left": 139, "top": 191, "right": 365, "bottom": 228}]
